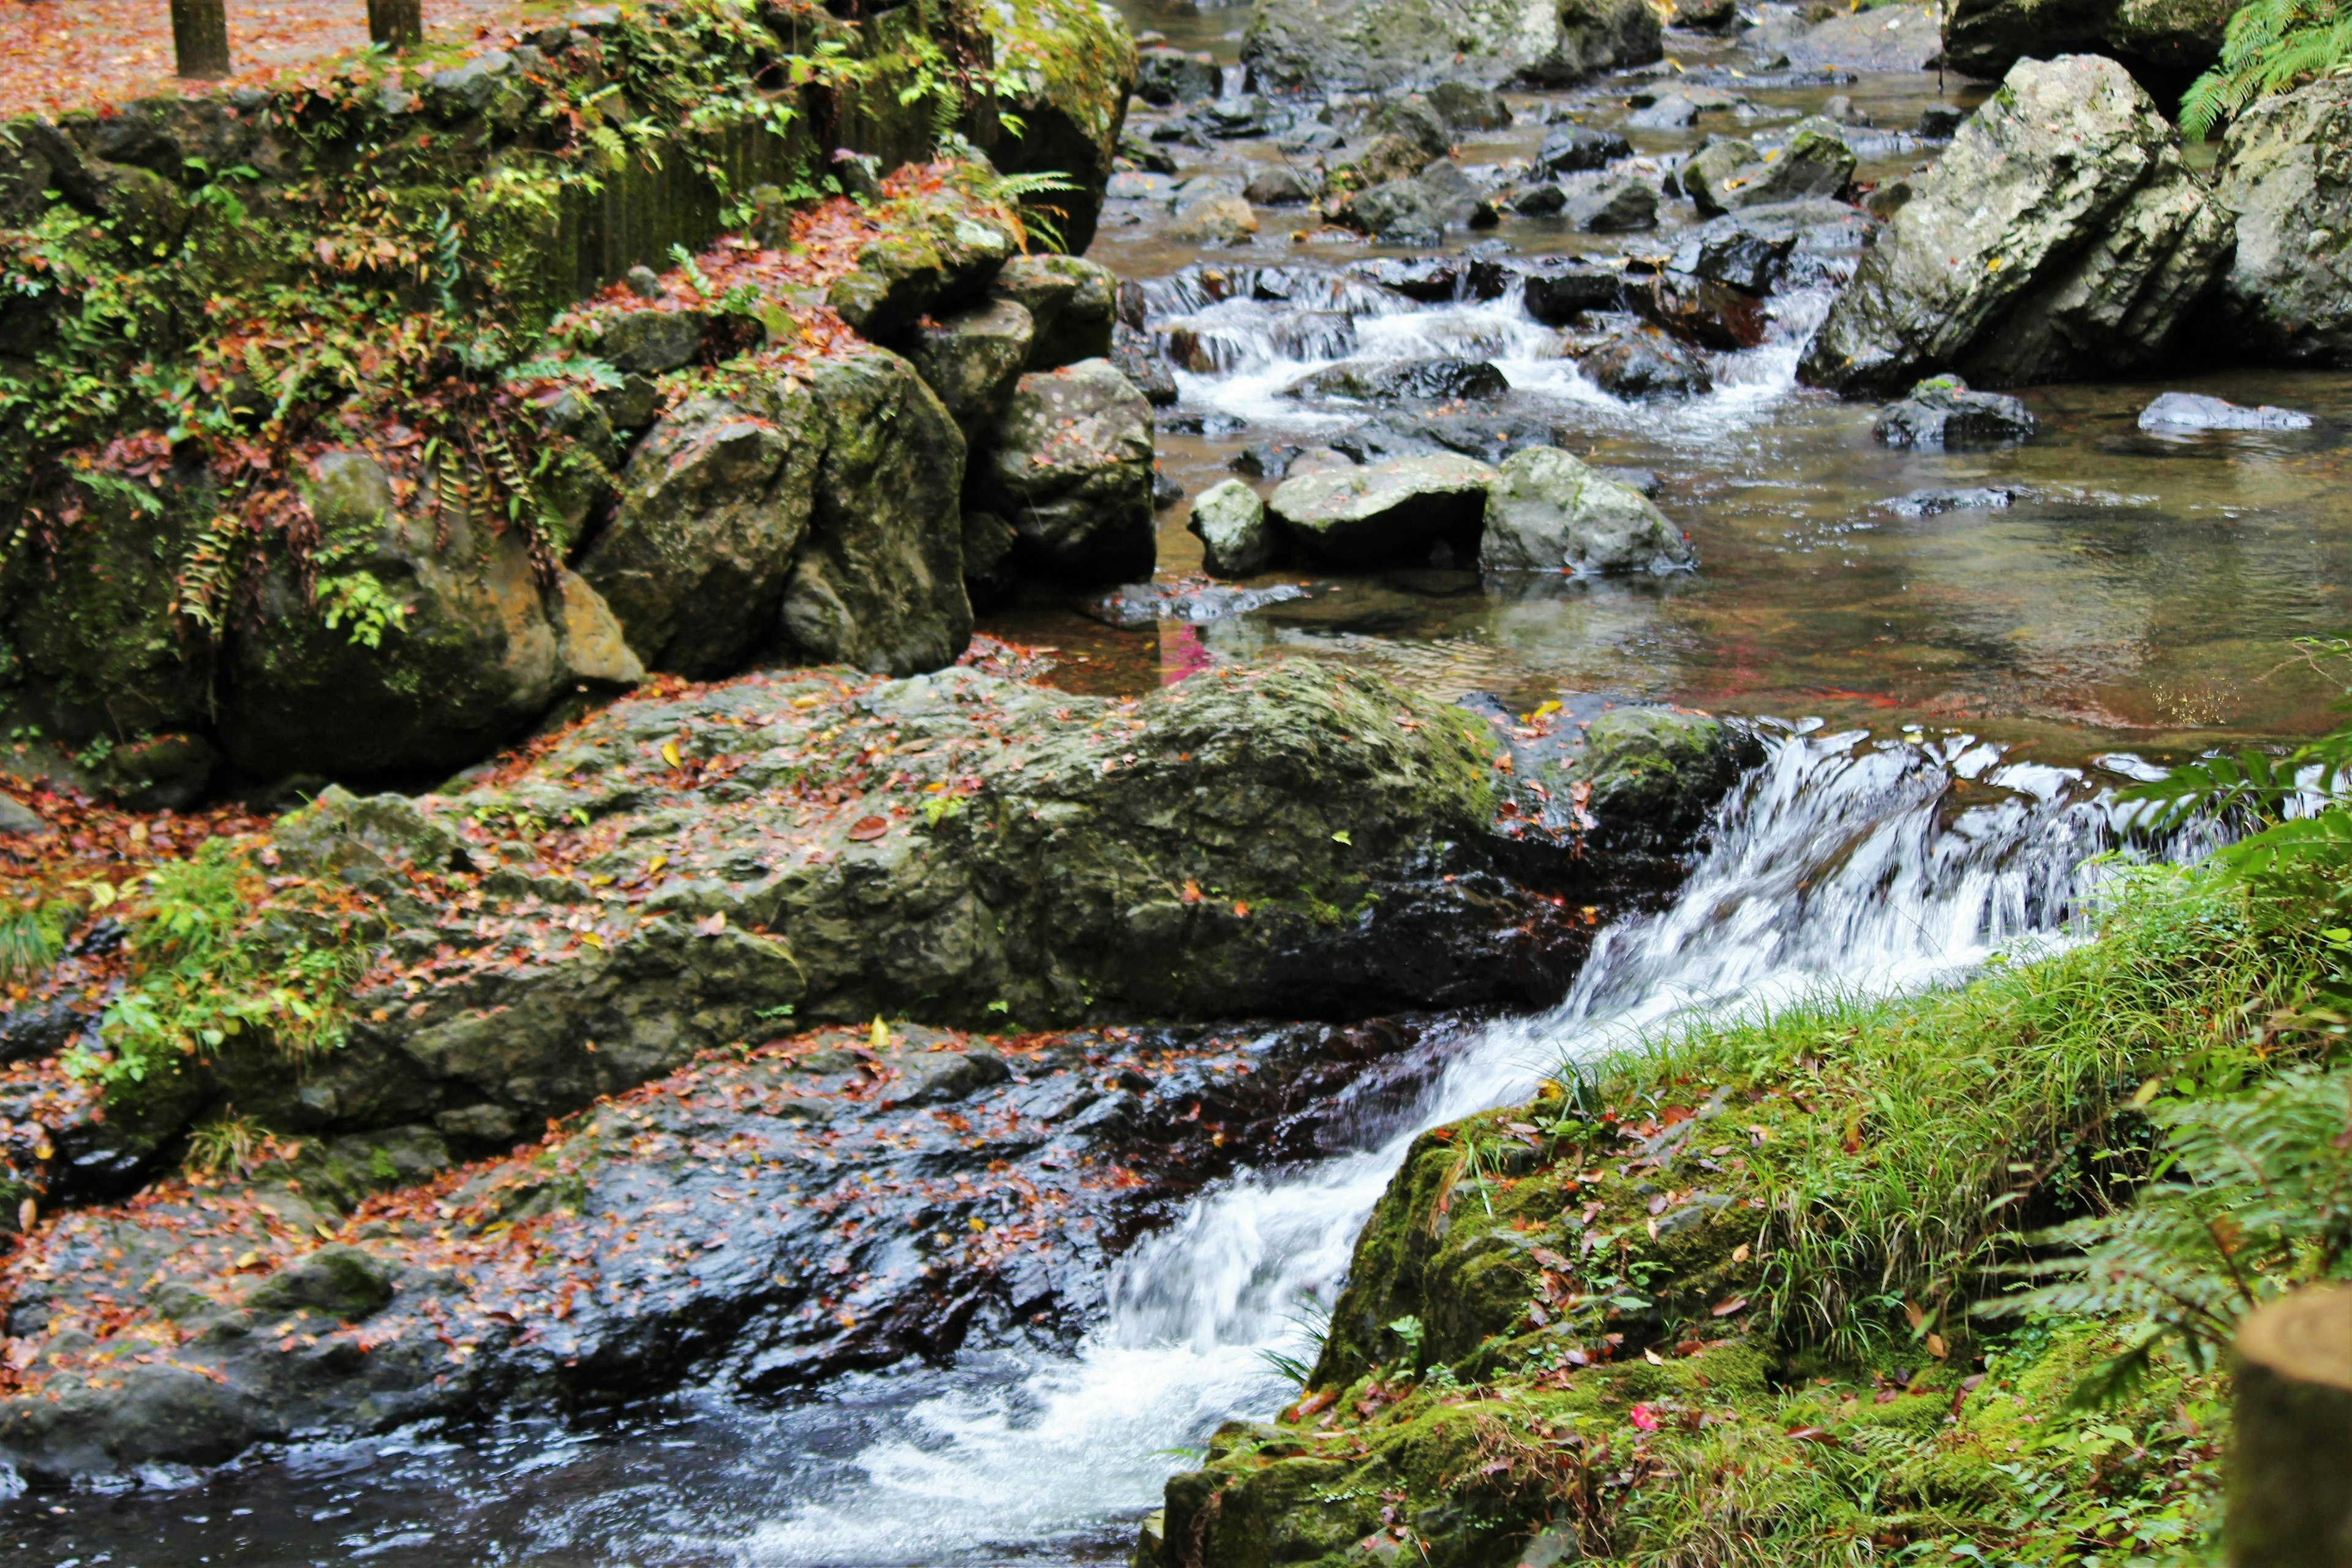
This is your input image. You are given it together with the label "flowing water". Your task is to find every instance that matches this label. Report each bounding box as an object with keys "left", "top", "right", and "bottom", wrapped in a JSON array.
[{"left": 11, "top": 6, "right": 2346, "bottom": 1562}]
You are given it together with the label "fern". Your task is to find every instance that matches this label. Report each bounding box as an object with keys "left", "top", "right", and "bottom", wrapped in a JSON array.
[
  {"left": 1978, "top": 1064, "right": 2352, "bottom": 1400},
  {"left": 2181, "top": 0, "right": 2352, "bottom": 138}
]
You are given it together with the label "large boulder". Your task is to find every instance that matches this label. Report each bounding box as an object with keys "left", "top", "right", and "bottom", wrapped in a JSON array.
[
  {"left": 1799, "top": 55, "right": 2231, "bottom": 397},
  {"left": 1944, "top": 0, "right": 2247, "bottom": 96},
  {"left": 221, "top": 452, "right": 643, "bottom": 777},
  {"left": 1243, "top": 0, "right": 1662, "bottom": 92},
  {"left": 2208, "top": 78, "right": 2352, "bottom": 366},
  {"left": 776, "top": 353, "right": 973, "bottom": 677},
  {"left": 1702, "top": 123, "right": 1858, "bottom": 214},
  {"left": 988, "top": 254, "right": 1120, "bottom": 369},
  {"left": 1267, "top": 453, "right": 1496, "bottom": 567},
  {"left": 978, "top": 0, "right": 1140, "bottom": 254},
  {"left": 973, "top": 358, "right": 1158, "bottom": 582},
  {"left": 901, "top": 297, "right": 1037, "bottom": 441},
  {"left": 1480, "top": 447, "right": 1694, "bottom": 575}
]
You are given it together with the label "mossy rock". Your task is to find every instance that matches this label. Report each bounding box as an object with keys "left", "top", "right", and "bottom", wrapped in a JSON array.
[{"left": 978, "top": 0, "right": 1139, "bottom": 254}]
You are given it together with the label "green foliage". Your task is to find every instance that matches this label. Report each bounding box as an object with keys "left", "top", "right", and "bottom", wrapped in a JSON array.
[
  {"left": 1981, "top": 1063, "right": 2352, "bottom": 1406},
  {"left": 66, "top": 841, "right": 369, "bottom": 1094},
  {"left": 0, "top": 900, "right": 59, "bottom": 986},
  {"left": 2182, "top": 0, "right": 2352, "bottom": 138},
  {"left": 184, "top": 1110, "right": 265, "bottom": 1175}
]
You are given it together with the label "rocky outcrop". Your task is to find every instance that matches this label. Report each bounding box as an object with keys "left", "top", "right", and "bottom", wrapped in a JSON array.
[
  {"left": 221, "top": 453, "right": 644, "bottom": 778},
  {"left": 1243, "top": 0, "right": 1662, "bottom": 91},
  {"left": 1944, "top": 0, "right": 2245, "bottom": 95},
  {"left": 972, "top": 359, "right": 1158, "bottom": 582},
  {"left": 1800, "top": 55, "right": 2231, "bottom": 397},
  {"left": 2207, "top": 78, "right": 2352, "bottom": 367},
  {"left": 1268, "top": 454, "right": 1496, "bottom": 567},
  {"left": 1480, "top": 448, "right": 1694, "bottom": 576},
  {"left": 976, "top": 0, "right": 1140, "bottom": 255}
]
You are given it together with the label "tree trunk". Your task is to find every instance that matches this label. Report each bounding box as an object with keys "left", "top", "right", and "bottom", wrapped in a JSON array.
[
  {"left": 2229, "top": 1284, "right": 2352, "bottom": 1567},
  {"left": 170, "top": 0, "right": 230, "bottom": 78},
  {"left": 369, "top": 0, "right": 423, "bottom": 48}
]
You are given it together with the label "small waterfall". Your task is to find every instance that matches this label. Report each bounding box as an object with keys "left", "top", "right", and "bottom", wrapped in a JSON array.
[{"left": 733, "top": 726, "right": 2154, "bottom": 1568}]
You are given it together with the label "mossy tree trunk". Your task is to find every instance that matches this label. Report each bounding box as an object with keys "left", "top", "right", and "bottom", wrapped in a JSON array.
[
  {"left": 170, "top": 0, "right": 231, "bottom": 78},
  {"left": 2228, "top": 1284, "right": 2352, "bottom": 1566},
  {"left": 369, "top": 0, "right": 424, "bottom": 48}
]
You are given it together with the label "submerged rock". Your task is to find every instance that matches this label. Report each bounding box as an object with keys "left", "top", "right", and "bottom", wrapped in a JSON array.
[
  {"left": 973, "top": 359, "right": 1158, "bottom": 582},
  {"left": 1480, "top": 447, "right": 1694, "bottom": 575},
  {"left": 1880, "top": 484, "right": 2023, "bottom": 516},
  {"left": 2136, "top": 391, "right": 2314, "bottom": 431},
  {"left": 1291, "top": 358, "right": 1510, "bottom": 402},
  {"left": 1188, "top": 479, "right": 1279, "bottom": 576},
  {"left": 1081, "top": 580, "right": 1310, "bottom": 627},
  {"left": 1243, "top": 0, "right": 1662, "bottom": 91},
  {"left": 1872, "top": 375, "right": 2037, "bottom": 448},
  {"left": 1574, "top": 325, "right": 1714, "bottom": 399},
  {"left": 1267, "top": 453, "right": 1497, "bottom": 567},
  {"left": 1538, "top": 123, "right": 1634, "bottom": 175},
  {"left": 2209, "top": 79, "right": 2352, "bottom": 366},
  {"left": 1800, "top": 55, "right": 2231, "bottom": 396}
]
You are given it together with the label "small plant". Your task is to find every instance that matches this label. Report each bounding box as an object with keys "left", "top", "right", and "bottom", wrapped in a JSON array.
[
  {"left": 186, "top": 1110, "right": 263, "bottom": 1174},
  {"left": 0, "top": 900, "right": 58, "bottom": 986},
  {"left": 2181, "top": 0, "right": 2352, "bottom": 138}
]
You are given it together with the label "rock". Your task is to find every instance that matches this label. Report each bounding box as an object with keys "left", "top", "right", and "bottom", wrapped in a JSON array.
[
  {"left": 1915, "top": 104, "right": 1966, "bottom": 139},
  {"left": 1292, "top": 358, "right": 1510, "bottom": 402},
  {"left": 1779, "top": 3, "right": 1943, "bottom": 69},
  {"left": 1871, "top": 374, "right": 2037, "bottom": 448},
  {"left": 1704, "top": 123, "right": 1856, "bottom": 213},
  {"left": 89, "top": 732, "right": 218, "bottom": 812},
  {"left": 1514, "top": 183, "right": 1570, "bottom": 215},
  {"left": 962, "top": 509, "right": 1021, "bottom": 609},
  {"left": 592, "top": 307, "right": 706, "bottom": 374},
  {"left": 1672, "top": 0, "right": 1740, "bottom": 29},
  {"left": 1681, "top": 137, "right": 1759, "bottom": 215},
  {"left": 1337, "top": 132, "right": 1441, "bottom": 189},
  {"left": 1625, "top": 94, "right": 1700, "bottom": 129},
  {"left": 1082, "top": 581, "right": 1310, "bottom": 628},
  {"left": 1575, "top": 705, "right": 1749, "bottom": 846},
  {"left": 1189, "top": 480, "right": 1278, "bottom": 576},
  {"left": 1370, "top": 97, "right": 1457, "bottom": 157},
  {"left": 1480, "top": 447, "right": 1695, "bottom": 575},
  {"left": 1232, "top": 443, "right": 1303, "bottom": 480},
  {"left": 1346, "top": 162, "right": 1495, "bottom": 241},
  {"left": 221, "top": 451, "right": 639, "bottom": 777},
  {"left": 974, "top": 0, "right": 1136, "bottom": 255},
  {"left": 1428, "top": 81, "right": 1513, "bottom": 130},
  {"left": 900, "top": 298, "right": 1036, "bottom": 441},
  {"left": 1521, "top": 260, "right": 1626, "bottom": 322},
  {"left": 775, "top": 352, "right": 973, "bottom": 678},
  {"left": 988, "top": 254, "right": 1119, "bottom": 369},
  {"left": 1671, "top": 224, "right": 1795, "bottom": 293},
  {"left": 974, "top": 360, "right": 1158, "bottom": 582},
  {"left": 243, "top": 1244, "right": 395, "bottom": 1321},
  {"left": 1291, "top": 446, "right": 1359, "bottom": 477},
  {"left": 1266, "top": 453, "right": 1497, "bottom": 567},
  {"left": 1244, "top": 165, "right": 1320, "bottom": 205},
  {"left": 1136, "top": 46, "right": 1220, "bottom": 105},
  {"left": 1669, "top": 198, "right": 1879, "bottom": 290},
  {"left": 1631, "top": 271, "right": 1768, "bottom": 349},
  {"left": 1944, "top": 0, "right": 2242, "bottom": 94},
  {"left": 1175, "top": 192, "right": 1260, "bottom": 245},
  {"left": 1575, "top": 326, "right": 1714, "bottom": 398},
  {"left": 1539, "top": 123, "right": 1633, "bottom": 175},
  {"left": 1864, "top": 179, "right": 1913, "bottom": 220},
  {"left": 1111, "top": 321, "right": 1180, "bottom": 406},
  {"left": 2209, "top": 79, "right": 2352, "bottom": 367},
  {"left": 1799, "top": 56, "right": 2231, "bottom": 396},
  {"left": 1880, "top": 484, "right": 2022, "bottom": 516},
  {"left": 1562, "top": 176, "right": 1658, "bottom": 232},
  {"left": 2136, "top": 391, "right": 2314, "bottom": 431},
  {"left": 0, "top": 796, "right": 48, "bottom": 837},
  {"left": 1352, "top": 255, "right": 1513, "bottom": 302},
  {"left": 576, "top": 380, "right": 819, "bottom": 678},
  {"left": 1243, "top": 0, "right": 1662, "bottom": 91},
  {"left": 824, "top": 189, "right": 1018, "bottom": 341}
]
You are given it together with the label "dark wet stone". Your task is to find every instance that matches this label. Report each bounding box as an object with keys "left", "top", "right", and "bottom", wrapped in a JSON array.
[
  {"left": 1915, "top": 104, "right": 1965, "bottom": 139},
  {"left": 1520, "top": 260, "right": 1626, "bottom": 323},
  {"left": 1136, "top": 47, "right": 1221, "bottom": 106},
  {"left": 1292, "top": 358, "right": 1510, "bottom": 403},
  {"left": 1574, "top": 325, "right": 1713, "bottom": 399},
  {"left": 1630, "top": 271, "right": 1768, "bottom": 350},
  {"left": 1245, "top": 165, "right": 1319, "bottom": 205},
  {"left": 1514, "top": 183, "right": 1570, "bottom": 216},
  {"left": 1538, "top": 123, "right": 1633, "bottom": 175},
  {"left": 1624, "top": 93, "right": 1698, "bottom": 129},
  {"left": 1880, "top": 485, "right": 2022, "bottom": 516},
  {"left": 1872, "top": 375, "right": 2036, "bottom": 449},
  {"left": 1348, "top": 255, "right": 1512, "bottom": 303},
  {"left": 1233, "top": 443, "right": 1305, "bottom": 479},
  {"left": 1111, "top": 323, "right": 1180, "bottom": 408}
]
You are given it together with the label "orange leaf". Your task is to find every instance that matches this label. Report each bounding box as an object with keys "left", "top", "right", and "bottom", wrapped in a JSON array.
[{"left": 848, "top": 816, "right": 890, "bottom": 842}]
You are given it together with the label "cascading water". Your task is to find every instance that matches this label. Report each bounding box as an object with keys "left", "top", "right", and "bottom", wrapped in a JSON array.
[{"left": 728, "top": 724, "right": 2160, "bottom": 1568}]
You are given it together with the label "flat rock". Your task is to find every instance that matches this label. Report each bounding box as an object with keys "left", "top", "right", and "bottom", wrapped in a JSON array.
[
  {"left": 1872, "top": 375, "right": 2037, "bottom": 448},
  {"left": 2136, "top": 391, "right": 2314, "bottom": 431},
  {"left": 1481, "top": 447, "right": 1694, "bottom": 575},
  {"left": 1267, "top": 453, "right": 1498, "bottom": 567}
]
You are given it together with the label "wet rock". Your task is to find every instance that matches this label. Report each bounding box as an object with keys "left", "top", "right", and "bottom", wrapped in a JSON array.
[
  {"left": 1575, "top": 705, "right": 1753, "bottom": 847},
  {"left": 1336, "top": 132, "right": 1441, "bottom": 189},
  {"left": 1538, "top": 123, "right": 1634, "bottom": 175},
  {"left": 1705, "top": 122, "right": 1856, "bottom": 213},
  {"left": 974, "top": 360, "right": 1158, "bottom": 582},
  {"left": 1781, "top": 2, "right": 1943, "bottom": 70},
  {"left": 1267, "top": 453, "right": 1497, "bottom": 567},
  {"left": 2209, "top": 79, "right": 2352, "bottom": 367},
  {"left": 1513, "top": 183, "right": 1570, "bottom": 215},
  {"left": 1631, "top": 271, "right": 1768, "bottom": 350},
  {"left": 1671, "top": 224, "right": 1795, "bottom": 293},
  {"left": 592, "top": 307, "right": 707, "bottom": 375},
  {"left": 824, "top": 194, "right": 1018, "bottom": 342},
  {"left": 1521, "top": 260, "right": 1626, "bottom": 322},
  {"left": 1082, "top": 581, "right": 1311, "bottom": 628},
  {"left": 1292, "top": 358, "right": 1510, "bottom": 402},
  {"left": 1370, "top": 97, "right": 1458, "bottom": 158},
  {"left": 1480, "top": 447, "right": 1694, "bottom": 575},
  {"left": 1344, "top": 162, "right": 1498, "bottom": 243},
  {"left": 576, "top": 381, "right": 818, "bottom": 678},
  {"left": 1189, "top": 479, "right": 1279, "bottom": 576},
  {"left": 989, "top": 254, "right": 1119, "bottom": 369},
  {"left": 1915, "top": 104, "right": 1966, "bottom": 140},
  {"left": 1112, "top": 322, "right": 1181, "bottom": 406},
  {"left": 1681, "top": 137, "right": 1759, "bottom": 215},
  {"left": 1428, "top": 82, "right": 1513, "bottom": 130},
  {"left": 1880, "top": 484, "right": 2022, "bottom": 516},
  {"left": 1136, "top": 47, "right": 1221, "bottom": 105},
  {"left": 244, "top": 1244, "right": 396, "bottom": 1321},
  {"left": 1871, "top": 375, "right": 2037, "bottom": 448},
  {"left": 2136, "top": 391, "right": 2314, "bottom": 431},
  {"left": 774, "top": 353, "right": 973, "bottom": 679},
  {"left": 1670, "top": 198, "right": 1879, "bottom": 290},
  {"left": 1232, "top": 443, "right": 1303, "bottom": 480},
  {"left": 1626, "top": 93, "right": 1699, "bottom": 129},
  {"left": 1673, "top": 0, "right": 1740, "bottom": 29},
  {"left": 900, "top": 298, "right": 1036, "bottom": 441},
  {"left": 962, "top": 510, "right": 1021, "bottom": 611},
  {"left": 1174, "top": 192, "right": 1260, "bottom": 245},
  {"left": 1944, "top": 0, "right": 2237, "bottom": 93},
  {"left": 1800, "top": 56, "right": 2231, "bottom": 396},
  {"left": 1562, "top": 177, "right": 1658, "bottom": 232},
  {"left": 1244, "top": 165, "right": 1320, "bottom": 205},
  {"left": 1574, "top": 325, "right": 1714, "bottom": 399},
  {"left": 222, "top": 452, "right": 639, "bottom": 777},
  {"left": 1864, "top": 179, "right": 1914, "bottom": 220},
  {"left": 1242, "top": 0, "right": 1662, "bottom": 91},
  {"left": 1351, "top": 255, "right": 1512, "bottom": 302}
]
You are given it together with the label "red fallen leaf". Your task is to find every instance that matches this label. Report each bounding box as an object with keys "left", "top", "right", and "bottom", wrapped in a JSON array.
[
  {"left": 1628, "top": 1403, "right": 1660, "bottom": 1431},
  {"left": 1283, "top": 1387, "right": 1337, "bottom": 1422},
  {"left": 848, "top": 816, "right": 890, "bottom": 842},
  {"left": 1784, "top": 1425, "right": 1834, "bottom": 1442},
  {"left": 1711, "top": 1296, "right": 1748, "bottom": 1317},
  {"left": 1233, "top": 900, "right": 1250, "bottom": 918}
]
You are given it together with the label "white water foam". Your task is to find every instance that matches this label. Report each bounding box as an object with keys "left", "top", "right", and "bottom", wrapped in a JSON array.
[{"left": 730, "top": 727, "right": 2148, "bottom": 1568}]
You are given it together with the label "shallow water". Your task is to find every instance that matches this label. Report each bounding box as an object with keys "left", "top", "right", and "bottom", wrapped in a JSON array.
[{"left": 10, "top": 6, "right": 2342, "bottom": 1562}]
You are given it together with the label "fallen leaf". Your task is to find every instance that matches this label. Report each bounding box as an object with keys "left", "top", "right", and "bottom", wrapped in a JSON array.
[
  {"left": 1710, "top": 1296, "right": 1747, "bottom": 1317},
  {"left": 661, "top": 741, "right": 684, "bottom": 771},
  {"left": 15, "top": 1199, "right": 33, "bottom": 1232},
  {"left": 1233, "top": 900, "right": 1250, "bottom": 918},
  {"left": 1629, "top": 1403, "right": 1659, "bottom": 1429},
  {"left": 848, "top": 816, "right": 890, "bottom": 842},
  {"left": 695, "top": 912, "right": 727, "bottom": 937},
  {"left": 1926, "top": 1332, "right": 1948, "bottom": 1360},
  {"left": 871, "top": 1016, "right": 892, "bottom": 1050}
]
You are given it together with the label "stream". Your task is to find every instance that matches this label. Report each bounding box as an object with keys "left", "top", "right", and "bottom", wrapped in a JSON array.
[{"left": 10, "top": 4, "right": 2350, "bottom": 1561}]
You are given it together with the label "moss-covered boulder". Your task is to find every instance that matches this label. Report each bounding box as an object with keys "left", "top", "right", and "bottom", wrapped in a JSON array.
[
  {"left": 973, "top": 358, "right": 1158, "bottom": 581},
  {"left": 2208, "top": 78, "right": 2352, "bottom": 367},
  {"left": 1244, "top": 0, "right": 1661, "bottom": 92},
  {"left": 978, "top": 0, "right": 1140, "bottom": 254}
]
